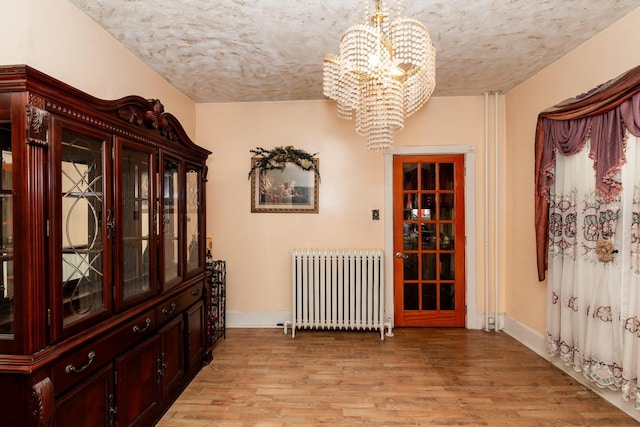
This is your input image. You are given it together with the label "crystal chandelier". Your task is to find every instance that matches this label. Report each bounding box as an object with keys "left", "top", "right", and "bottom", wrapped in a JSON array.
[{"left": 323, "top": 0, "right": 436, "bottom": 150}]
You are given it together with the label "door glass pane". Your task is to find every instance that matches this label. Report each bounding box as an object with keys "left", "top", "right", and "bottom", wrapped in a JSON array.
[
  {"left": 163, "top": 161, "right": 179, "bottom": 283},
  {"left": 404, "top": 193, "right": 418, "bottom": 222},
  {"left": 422, "top": 284, "right": 437, "bottom": 310},
  {"left": 121, "top": 147, "right": 151, "bottom": 300},
  {"left": 421, "top": 163, "right": 435, "bottom": 190},
  {"left": 422, "top": 253, "right": 436, "bottom": 280},
  {"left": 441, "top": 283, "right": 455, "bottom": 310},
  {"left": 403, "top": 223, "right": 418, "bottom": 250},
  {"left": 186, "top": 169, "right": 200, "bottom": 272},
  {"left": 439, "top": 194, "right": 454, "bottom": 220},
  {"left": 404, "top": 253, "right": 418, "bottom": 280},
  {"left": 440, "top": 254, "right": 455, "bottom": 280},
  {"left": 403, "top": 283, "right": 419, "bottom": 310},
  {"left": 439, "top": 163, "right": 454, "bottom": 190},
  {"left": 440, "top": 223, "right": 454, "bottom": 250},
  {"left": 403, "top": 163, "right": 418, "bottom": 190},
  {"left": 0, "top": 94, "right": 13, "bottom": 335},
  {"left": 421, "top": 193, "right": 434, "bottom": 218},
  {"left": 421, "top": 223, "right": 436, "bottom": 249},
  {"left": 61, "top": 130, "right": 105, "bottom": 327}
]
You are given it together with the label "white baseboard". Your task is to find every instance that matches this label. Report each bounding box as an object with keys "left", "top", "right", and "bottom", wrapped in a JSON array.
[
  {"left": 227, "top": 310, "right": 290, "bottom": 328},
  {"left": 469, "top": 311, "right": 506, "bottom": 331},
  {"left": 503, "top": 314, "right": 640, "bottom": 423}
]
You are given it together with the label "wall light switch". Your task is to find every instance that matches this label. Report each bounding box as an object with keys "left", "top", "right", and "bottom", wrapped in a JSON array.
[{"left": 372, "top": 209, "right": 380, "bottom": 220}]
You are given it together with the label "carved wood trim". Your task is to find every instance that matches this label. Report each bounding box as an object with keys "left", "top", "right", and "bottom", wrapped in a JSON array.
[
  {"left": 46, "top": 99, "right": 160, "bottom": 148},
  {"left": 28, "top": 93, "right": 45, "bottom": 110},
  {"left": 117, "top": 98, "right": 179, "bottom": 142},
  {"left": 26, "top": 138, "right": 48, "bottom": 147},
  {"left": 44, "top": 98, "right": 210, "bottom": 159},
  {"left": 31, "top": 377, "right": 55, "bottom": 427},
  {"left": 26, "top": 105, "right": 49, "bottom": 147}
]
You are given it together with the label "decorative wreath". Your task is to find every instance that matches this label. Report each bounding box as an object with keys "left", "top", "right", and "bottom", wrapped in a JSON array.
[
  {"left": 247, "top": 146, "right": 319, "bottom": 180},
  {"left": 595, "top": 240, "right": 616, "bottom": 263}
]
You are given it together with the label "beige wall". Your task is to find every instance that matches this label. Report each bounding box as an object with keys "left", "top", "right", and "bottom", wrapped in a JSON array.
[
  {"left": 198, "top": 95, "right": 493, "bottom": 324},
  {"left": 2, "top": 0, "right": 196, "bottom": 136},
  {"left": 505, "top": 7, "right": 640, "bottom": 334},
  {"left": 199, "top": 100, "right": 384, "bottom": 314}
]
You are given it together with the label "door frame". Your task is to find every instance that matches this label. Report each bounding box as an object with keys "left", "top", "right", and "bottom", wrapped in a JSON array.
[{"left": 384, "top": 145, "right": 480, "bottom": 329}]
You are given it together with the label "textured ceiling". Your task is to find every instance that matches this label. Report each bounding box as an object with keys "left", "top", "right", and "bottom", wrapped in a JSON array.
[{"left": 68, "top": 0, "right": 639, "bottom": 104}]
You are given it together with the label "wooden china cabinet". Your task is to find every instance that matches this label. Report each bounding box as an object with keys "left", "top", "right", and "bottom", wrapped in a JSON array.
[{"left": 0, "top": 65, "right": 212, "bottom": 427}]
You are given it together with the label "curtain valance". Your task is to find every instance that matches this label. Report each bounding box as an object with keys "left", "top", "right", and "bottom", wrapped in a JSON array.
[{"left": 535, "top": 64, "right": 640, "bottom": 281}]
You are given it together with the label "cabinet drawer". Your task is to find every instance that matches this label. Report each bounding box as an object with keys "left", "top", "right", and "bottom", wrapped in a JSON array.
[
  {"left": 52, "top": 310, "right": 155, "bottom": 395},
  {"left": 156, "top": 282, "right": 204, "bottom": 324}
]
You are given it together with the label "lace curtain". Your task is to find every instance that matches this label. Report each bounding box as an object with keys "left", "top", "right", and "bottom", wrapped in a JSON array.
[
  {"left": 545, "top": 134, "right": 640, "bottom": 406},
  {"left": 536, "top": 65, "right": 640, "bottom": 407}
]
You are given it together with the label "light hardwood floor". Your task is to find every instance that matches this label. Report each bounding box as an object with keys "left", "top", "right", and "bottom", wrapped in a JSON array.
[{"left": 157, "top": 328, "right": 638, "bottom": 426}]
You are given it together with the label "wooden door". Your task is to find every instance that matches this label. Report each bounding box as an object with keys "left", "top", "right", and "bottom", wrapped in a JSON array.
[
  {"left": 393, "top": 155, "right": 466, "bottom": 327},
  {"left": 56, "top": 364, "right": 115, "bottom": 427},
  {"left": 159, "top": 154, "right": 183, "bottom": 291},
  {"left": 116, "top": 335, "right": 160, "bottom": 427},
  {"left": 159, "top": 314, "right": 184, "bottom": 400},
  {"left": 184, "top": 165, "right": 204, "bottom": 279},
  {"left": 49, "top": 118, "right": 113, "bottom": 341},
  {"left": 113, "top": 137, "right": 157, "bottom": 312},
  {"left": 185, "top": 300, "right": 205, "bottom": 376}
]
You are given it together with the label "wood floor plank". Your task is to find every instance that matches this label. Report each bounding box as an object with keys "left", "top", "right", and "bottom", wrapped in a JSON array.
[{"left": 157, "top": 328, "right": 638, "bottom": 426}]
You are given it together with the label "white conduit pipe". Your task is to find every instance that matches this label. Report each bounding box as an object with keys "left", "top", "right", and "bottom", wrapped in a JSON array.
[
  {"left": 483, "top": 92, "right": 490, "bottom": 332},
  {"left": 494, "top": 91, "right": 500, "bottom": 332}
]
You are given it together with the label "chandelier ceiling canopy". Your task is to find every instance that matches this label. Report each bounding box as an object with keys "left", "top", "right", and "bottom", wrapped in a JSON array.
[{"left": 323, "top": 0, "right": 436, "bottom": 151}]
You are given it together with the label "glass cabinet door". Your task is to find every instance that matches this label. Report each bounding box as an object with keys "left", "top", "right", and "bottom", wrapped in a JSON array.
[
  {"left": 0, "top": 93, "right": 13, "bottom": 342},
  {"left": 53, "top": 122, "right": 111, "bottom": 338},
  {"left": 115, "top": 139, "right": 156, "bottom": 310},
  {"left": 161, "top": 156, "right": 181, "bottom": 290},
  {"left": 185, "top": 166, "right": 202, "bottom": 276}
]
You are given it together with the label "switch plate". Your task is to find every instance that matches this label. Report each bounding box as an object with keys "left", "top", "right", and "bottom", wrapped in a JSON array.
[{"left": 372, "top": 209, "right": 380, "bottom": 220}]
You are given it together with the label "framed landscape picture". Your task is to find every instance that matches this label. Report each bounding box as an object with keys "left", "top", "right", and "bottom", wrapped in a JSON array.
[{"left": 250, "top": 159, "right": 319, "bottom": 213}]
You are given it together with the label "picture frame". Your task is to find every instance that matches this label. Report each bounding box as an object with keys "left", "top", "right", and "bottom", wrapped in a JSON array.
[{"left": 250, "top": 158, "right": 319, "bottom": 213}]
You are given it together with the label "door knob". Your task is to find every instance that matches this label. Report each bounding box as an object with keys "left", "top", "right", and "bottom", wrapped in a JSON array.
[{"left": 395, "top": 252, "right": 409, "bottom": 259}]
